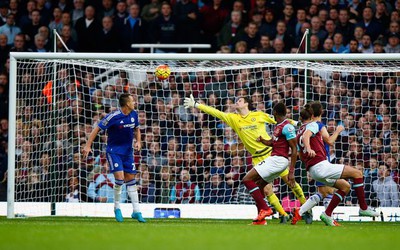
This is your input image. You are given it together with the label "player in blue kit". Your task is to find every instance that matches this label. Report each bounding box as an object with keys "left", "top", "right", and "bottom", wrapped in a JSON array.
[{"left": 83, "top": 93, "right": 146, "bottom": 223}]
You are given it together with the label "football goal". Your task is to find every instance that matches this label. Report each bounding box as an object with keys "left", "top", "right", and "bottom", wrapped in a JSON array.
[{"left": 6, "top": 52, "right": 400, "bottom": 219}]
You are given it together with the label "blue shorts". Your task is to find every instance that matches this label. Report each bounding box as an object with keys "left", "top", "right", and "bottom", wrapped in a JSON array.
[
  {"left": 316, "top": 181, "right": 325, "bottom": 187},
  {"left": 106, "top": 152, "right": 137, "bottom": 174}
]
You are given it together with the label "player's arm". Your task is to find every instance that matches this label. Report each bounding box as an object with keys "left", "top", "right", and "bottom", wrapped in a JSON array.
[
  {"left": 134, "top": 126, "right": 141, "bottom": 151},
  {"left": 83, "top": 126, "right": 101, "bottom": 158},
  {"left": 320, "top": 125, "right": 344, "bottom": 146},
  {"left": 184, "top": 94, "right": 231, "bottom": 124},
  {"left": 287, "top": 138, "right": 298, "bottom": 187},
  {"left": 256, "top": 136, "right": 273, "bottom": 146},
  {"left": 302, "top": 130, "right": 316, "bottom": 158}
]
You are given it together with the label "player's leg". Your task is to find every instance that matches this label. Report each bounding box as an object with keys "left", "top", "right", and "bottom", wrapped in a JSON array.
[
  {"left": 107, "top": 153, "right": 125, "bottom": 222},
  {"left": 123, "top": 155, "right": 146, "bottom": 223},
  {"left": 281, "top": 171, "right": 306, "bottom": 205},
  {"left": 242, "top": 168, "right": 272, "bottom": 224},
  {"left": 319, "top": 185, "right": 335, "bottom": 209},
  {"left": 263, "top": 184, "right": 290, "bottom": 223},
  {"left": 340, "top": 165, "right": 379, "bottom": 217}
]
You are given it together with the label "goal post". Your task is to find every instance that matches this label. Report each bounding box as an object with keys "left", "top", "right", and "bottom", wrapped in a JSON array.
[{"left": 7, "top": 52, "right": 400, "bottom": 219}]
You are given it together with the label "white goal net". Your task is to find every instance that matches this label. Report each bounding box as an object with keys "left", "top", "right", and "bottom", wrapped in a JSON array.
[{"left": 7, "top": 53, "right": 400, "bottom": 218}]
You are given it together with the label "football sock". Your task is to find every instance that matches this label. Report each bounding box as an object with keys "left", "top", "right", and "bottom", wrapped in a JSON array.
[
  {"left": 323, "top": 194, "right": 333, "bottom": 209},
  {"left": 113, "top": 179, "right": 124, "bottom": 209},
  {"left": 243, "top": 180, "right": 269, "bottom": 211},
  {"left": 299, "top": 192, "right": 322, "bottom": 216},
  {"left": 267, "top": 193, "right": 288, "bottom": 216},
  {"left": 126, "top": 179, "right": 140, "bottom": 213},
  {"left": 325, "top": 190, "right": 346, "bottom": 216},
  {"left": 353, "top": 178, "right": 368, "bottom": 210},
  {"left": 290, "top": 182, "right": 307, "bottom": 204}
]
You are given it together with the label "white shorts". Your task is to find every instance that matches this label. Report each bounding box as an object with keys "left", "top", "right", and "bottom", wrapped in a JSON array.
[
  {"left": 309, "top": 160, "right": 345, "bottom": 187},
  {"left": 254, "top": 156, "right": 289, "bottom": 183}
]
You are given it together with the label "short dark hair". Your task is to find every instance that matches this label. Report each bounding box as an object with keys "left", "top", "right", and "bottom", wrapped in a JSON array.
[
  {"left": 241, "top": 96, "right": 253, "bottom": 110},
  {"left": 310, "top": 101, "right": 323, "bottom": 117},
  {"left": 119, "top": 93, "right": 131, "bottom": 107},
  {"left": 273, "top": 102, "right": 287, "bottom": 116},
  {"left": 300, "top": 104, "right": 314, "bottom": 121}
]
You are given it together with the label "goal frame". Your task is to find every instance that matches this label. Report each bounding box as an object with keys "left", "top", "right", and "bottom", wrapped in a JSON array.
[{"left": 7, "top": 52, "right": 400, "bottom": 219}]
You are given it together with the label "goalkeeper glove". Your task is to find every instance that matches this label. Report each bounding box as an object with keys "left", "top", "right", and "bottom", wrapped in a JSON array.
[{"left": 183, "top": 94, "right": 198, "bottom": 109}]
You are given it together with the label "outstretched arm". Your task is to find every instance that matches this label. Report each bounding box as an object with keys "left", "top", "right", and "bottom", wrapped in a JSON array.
[
  {"left": 83, "top": 126, "right": 101, "bottom": 158},
  {"left": 184, "top": 94, "right": 231, "bottom": 124}
]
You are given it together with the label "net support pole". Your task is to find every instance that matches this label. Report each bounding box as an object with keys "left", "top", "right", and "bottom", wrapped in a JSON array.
[
  {"left": 7, "top": 56, "right": 17, "bottom": 218},
  {"left": 51, "top": 29, "right": 57, "bottom": 215},
  {"left": 304, "top": 29, "right": 310, "bottom": 104}
]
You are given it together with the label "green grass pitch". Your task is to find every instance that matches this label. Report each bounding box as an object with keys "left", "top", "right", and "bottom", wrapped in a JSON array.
[{"left": 0, "top": 217, "right": 398, "bottom": 250}]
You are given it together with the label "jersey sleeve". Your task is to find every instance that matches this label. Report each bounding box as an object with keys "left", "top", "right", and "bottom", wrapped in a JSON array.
[
  {"left": 258, "top": 112, "right": 277, "bottom": 124},
  {"left": 306, "top": 122, "right": 319, "bottom": 135},
  {"left": 98, "top": 113, "right": 114, "bottom": 130},
  {"left": 316, "top": 121, "right": 325, "bottom": 131},
  {"left": 282, "top": 124, "right": 296, "bottom": 140},
  {"left": 197, "top": 103, "right": 234, "bottom": 125}
]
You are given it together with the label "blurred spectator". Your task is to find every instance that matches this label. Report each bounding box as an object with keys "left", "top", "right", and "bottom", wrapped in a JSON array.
[
  {"left": 141, "top": 0, "right": 161, "bottom": 22},
  {"left": 217, "top": 10, "right": 245, "bottom": 50},
  {"left": 384, "top": 32, "right": 400, "bottom": 53},
  {"left": 22, "top": 9, "right": 42, "bottom": 47},
  {"left": 98, "top": 16, "right": 119, "bottom": 52},
  {"left": 359, "top": 34, "right": 373, "bottom": 53},
  {"left": 138, "top": 169, "right": 156, "bottom": 203},
  {"left": 120, "top": 3, "right": 148, "bottom": 52},
  {"left": 75, "top": 5, "right": 102, "bottom": 52},
  {"left": 65, "top": 176, "right": 80, "bottom": 202},
  {"left": 357, "top": 6, "right": 382, "bottom": 41},
  {"left": 155, "top": 166, "right": 174, "bottom": 203},
  {"left": 149, "top": 2, "right": 178, "bottom": 52},
  {"left": 373, "top": 39, "right": 386, "bottom": 53},
  {"left": 170, "top": 169, "right": 200, "bottom": 204},
  {"left": 0, "top": 13, "right": 21, "bottom": 46},
  {"left": 87, "top": 164, "right": 128, "bottom": 203},
  {"left": 202, "top": 173, "right": 232, "bottom": 203},
  {"left": 174, "top": 0, "right": 200, "bottom": 44},
  {"left": 372, "top": 165, "right": 399, "bottom": 207},
  {"left": 199, "top": 0, "right": 229, "bottom": 51},
  {"left": 71, "top": 0, "right": 85, "bottom": 26}
]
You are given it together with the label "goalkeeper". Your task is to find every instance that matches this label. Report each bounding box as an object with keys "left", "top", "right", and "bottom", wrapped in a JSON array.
[
  {"left": 83, "top": 93, "right": 146, "bottom": 223},
  {"left": 184, "top": 94, "right": 306, "bottom": 224}
]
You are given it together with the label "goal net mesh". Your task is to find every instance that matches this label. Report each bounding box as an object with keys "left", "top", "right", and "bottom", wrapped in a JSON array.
[{"left": 12, "top": 57, "right": 400, "bottom": 214}]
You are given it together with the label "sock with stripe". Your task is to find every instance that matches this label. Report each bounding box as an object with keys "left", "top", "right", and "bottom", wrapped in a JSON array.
[
  {"left": 325, "top": 190, "right": 346, "bottom": 216},
  {"left": 126, "top": 179, "right": 140, "bottom": 213},
  {"left": 267, "top": 193, "right": 288, "bottom": 217},
  {"left": 353, "top": 178, "right": 368, "bottom": 210},
  {"left": 243, "top": 180, "right": 269, "bottom": 211},
  {"left": 299, "top": 192, "right": 322, "bottom": 216},
  {"left": 114, "top": 179, "right": 124, "bottom": 209}
]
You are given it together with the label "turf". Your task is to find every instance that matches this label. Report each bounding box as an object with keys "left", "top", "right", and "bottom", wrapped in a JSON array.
[{"left": 0, "top": 217, "right": 398, "bottom": 250}]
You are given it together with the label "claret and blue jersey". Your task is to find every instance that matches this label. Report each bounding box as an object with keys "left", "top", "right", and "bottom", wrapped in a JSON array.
[{"left": 98, "top": 109, "right": 139, "bottom": 156}]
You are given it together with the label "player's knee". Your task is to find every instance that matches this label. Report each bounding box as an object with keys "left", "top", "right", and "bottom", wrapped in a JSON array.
[
  {"left": 264, "top": 184, "right": 273, "bottom": 196},
  {"left": 354, "top": 169, "right": 363, "bottom": 179},
  {"left": 342, "top": 182, "right": 351, "bottom": 194}
]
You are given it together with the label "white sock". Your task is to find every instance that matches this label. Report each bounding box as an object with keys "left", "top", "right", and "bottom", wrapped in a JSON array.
[
  {"left": 299, "top": 193, "right": 322, "bottom": 216},
  {"left": 127, "top": 185, "right": 140, "bottom": 213},
  {"left": 323, "top": 194, "right": 333, "bottom": 209},
  {"left": 114, "top": 184, "right": 122, "bottom": 209}
]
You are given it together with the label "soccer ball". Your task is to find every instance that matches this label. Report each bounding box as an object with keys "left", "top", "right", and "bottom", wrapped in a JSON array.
[{"left": 155, "top": 64, "right": 171, "bottom": 80}]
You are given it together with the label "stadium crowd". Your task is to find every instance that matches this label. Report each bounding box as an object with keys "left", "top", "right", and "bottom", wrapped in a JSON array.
[{"left": 0, "top": 0, "right": 399, "bottom": 209}]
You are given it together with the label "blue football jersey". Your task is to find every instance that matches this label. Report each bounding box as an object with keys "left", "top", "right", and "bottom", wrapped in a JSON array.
[
  {"left": 98, "top": 109, "right": 139, "bottom": 155},
  {"left": 316, "top": 121, "right": 331, "bottom": 162}
]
